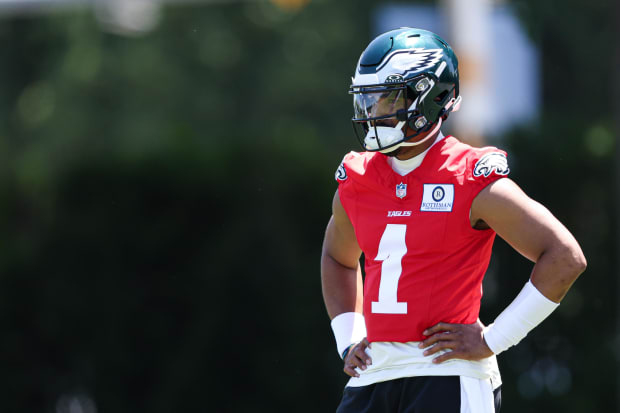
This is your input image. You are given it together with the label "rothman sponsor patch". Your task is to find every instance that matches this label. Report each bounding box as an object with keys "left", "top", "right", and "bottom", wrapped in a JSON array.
[{"left": 421, "top": 184, "right": 454, "bottom": 212}]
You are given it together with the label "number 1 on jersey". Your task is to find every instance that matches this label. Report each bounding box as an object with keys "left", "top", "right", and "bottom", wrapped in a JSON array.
[{"left": 372, "top": 224, "right": 407, "bottom": 314}]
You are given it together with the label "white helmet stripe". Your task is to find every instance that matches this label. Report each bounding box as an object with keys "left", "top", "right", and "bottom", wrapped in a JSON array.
[{"left": 435, "top": 61, "right": 447, "bottom": 77}]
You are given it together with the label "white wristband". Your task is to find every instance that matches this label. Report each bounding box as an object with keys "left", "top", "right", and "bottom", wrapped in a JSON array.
[
  {"left": 330, "top": 312, "right": 367, "bottom": 358},
  {"left": 484, "top": 280, "right": 559, "bottom": 355}
]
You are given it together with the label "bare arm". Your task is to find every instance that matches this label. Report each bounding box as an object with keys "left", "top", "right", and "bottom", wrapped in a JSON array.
[
  {"left": 470, "top": 178, "right": 587, "bottom": 302},
  {"left": 321, "top": 190, "right": 363, "bottom": 318},
  {"left": 321, "top": 190, "right": 372, "bottom": 377}
]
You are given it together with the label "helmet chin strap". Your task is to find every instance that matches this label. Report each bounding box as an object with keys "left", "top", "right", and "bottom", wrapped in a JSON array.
[
  {"left": 400, "top": 118, "right": 443, "bottom": 147},
  {"left": 378, "top": 118, "right": 443, "bottom": 154}
]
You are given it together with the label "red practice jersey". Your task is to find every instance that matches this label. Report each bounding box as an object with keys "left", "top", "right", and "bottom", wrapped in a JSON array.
[{"left": 336, "top": 136, "right": 510, "bottom": 343}]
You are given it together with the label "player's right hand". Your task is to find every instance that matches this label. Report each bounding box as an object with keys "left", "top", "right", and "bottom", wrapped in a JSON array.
[{"left": 343, "top": 337, "right": 372, "bottom": 378}]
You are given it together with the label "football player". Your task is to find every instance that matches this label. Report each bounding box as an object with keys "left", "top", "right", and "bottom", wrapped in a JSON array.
[{"left": 321, "top": 28, "right": 586, "bottom": 412}]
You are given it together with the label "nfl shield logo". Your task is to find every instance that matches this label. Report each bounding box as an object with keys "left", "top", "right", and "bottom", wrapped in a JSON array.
[{"left": 396, "top": 182, "right": 407, "bottom": 199}]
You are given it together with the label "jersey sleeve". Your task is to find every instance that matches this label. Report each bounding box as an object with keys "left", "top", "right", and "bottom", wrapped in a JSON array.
[
  {"left": 467, "top": 147, "right": 510, "bottom": 186},
  {"left": 335, "top": 156, "right": 349, "bottom": 184},
  {"left": 334, "top": 151, "right": 363, "bottom": 185},
  {"left": 334, "top": 152, "right": 364, "bottom": 229},
  {"left": 463, "top": 147, "right": 510, "bottom": 216}
]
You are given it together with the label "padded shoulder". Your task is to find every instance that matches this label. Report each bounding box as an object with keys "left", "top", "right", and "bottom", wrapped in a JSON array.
[
  {"left": 435, "top": 137, "right": 509, "bottom": 182},
  {"left": 334, "top": 151, "right": 379, "bottom": 184},
  {"left": 467, "top": 146, "right": 510, "bottom": 182}
]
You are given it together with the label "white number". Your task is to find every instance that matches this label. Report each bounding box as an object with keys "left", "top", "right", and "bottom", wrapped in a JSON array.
[{"left": 371, "top": 224, "right": 407, "bottom": 314}]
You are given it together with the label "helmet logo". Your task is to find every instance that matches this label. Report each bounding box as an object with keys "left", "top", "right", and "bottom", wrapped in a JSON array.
[
  {"left": 385, "top": 74, "right": 404, "bottom": 84},
  {"left": 377, "top": 48, "right": 443, "bottom": 78}
]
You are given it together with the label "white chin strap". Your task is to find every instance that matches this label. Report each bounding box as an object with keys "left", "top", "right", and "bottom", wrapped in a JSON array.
[
  {"left": 364, "top": 117, "right": 442, "bottom": 153},
  {"left": 393, "top": 118, "right": 442, "bottom": 150}
]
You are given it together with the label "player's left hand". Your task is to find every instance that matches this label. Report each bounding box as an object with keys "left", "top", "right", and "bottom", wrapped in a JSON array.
[{"left": 418, "top": 319, "right": 494, "bottom": 364}]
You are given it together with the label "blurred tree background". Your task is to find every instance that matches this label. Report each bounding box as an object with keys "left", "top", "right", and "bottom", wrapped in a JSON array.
[{"left": 0, "top": 0, "right": 616, "bottom": 412}]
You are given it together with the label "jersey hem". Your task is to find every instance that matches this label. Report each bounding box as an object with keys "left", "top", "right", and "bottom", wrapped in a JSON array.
[{"left": 345, "top": 365, "right": 501, "bottom": 388}]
